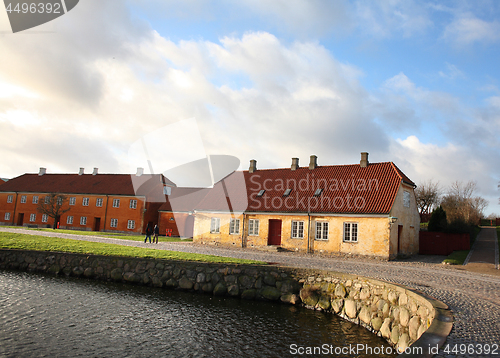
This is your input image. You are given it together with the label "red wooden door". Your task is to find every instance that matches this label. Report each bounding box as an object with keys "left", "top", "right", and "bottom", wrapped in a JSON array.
[{"left": 268, "top": 219, "right": 282, "bottom": 245}]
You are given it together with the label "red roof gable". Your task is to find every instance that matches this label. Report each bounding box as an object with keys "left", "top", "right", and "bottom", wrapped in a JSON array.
[
  {"left": 0, "top": 173, "right": 173, "bottom": 201},
  {"left": 194, "top": 162, "right": 415, "bottom": 214}
]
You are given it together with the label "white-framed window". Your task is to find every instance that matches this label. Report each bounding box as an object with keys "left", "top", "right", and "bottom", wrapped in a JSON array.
[
  {"left": 315, "top": 222, "right": 329, "bottom": 241},
  {"left": 44, "top": 196, "right": 50, "bottom": 204},
  {"left": 112, "top": 199, "right": 120, "bottom": 208},
  {"left": 229, "top": 218, "right": 240, "bottom": 235},
  {"left": 20, "top": 195, "right": 27, "bottom": 203},
  {"left": 343, "top": 222, "right": 358, "bottom": 242},
  {"left": 7, "top": 195, "right": 13, "bottom": 203},
  {"left": 127, "top": 220, "right": 135, "bottom": 229},
  {"left": 403, "top": 190, "right": 410, "bottom": 208},
  {"left": 110, "top": 218, "right": 118, "bottom": 228},
  {"left": 82, "top": 197, "right": 89, "bottom": 206},
  {"left": 67, "top": 216, "right": 74, "bottom": 225},
  {"left": 4, "top": 212, "right": 11, "bottom": 220},
  {"left": 129, "top": 199, "right": 137, "bottom": 209},
  {"left": 29, "top": 213, "right": 36, "bottom": 222},
  {"left": 41, "top": 214, "right": 48, "bottom": 223},
  {"left": 291, "top": 221, "right": 304, "bottom": 239},
  {"left": 248, "top": 219, "right": 259, "bottom": 236},
  {"left": 210, "top": 218, "right": 220, "bottom": 234},
  {"left": 32, "top": 196, "right": 39, "bottom": 204},
  {"left": 69, "top": 197, "right": 76, "bottom": 205},
  {"left": 96, "top": 198, "right": 103, "bottom": 207},
  {"left": 80, "top": 216, "right": 87, "bottom": 225},
  {"left": 57, "top": 197, "right": 63, "bottom": 205}
]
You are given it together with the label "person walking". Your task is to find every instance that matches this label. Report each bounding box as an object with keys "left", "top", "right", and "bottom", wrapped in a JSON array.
[
  {"left": 144, "top": 224, "right": 152, "bottom": 243},
  {"left": 153, "top": 224, "right": 159, "bottom": 244}
]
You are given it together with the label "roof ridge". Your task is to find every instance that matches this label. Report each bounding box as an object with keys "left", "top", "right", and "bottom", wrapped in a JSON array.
[{"left": 243, "top": 161, "right": 391, "bottom": 173}]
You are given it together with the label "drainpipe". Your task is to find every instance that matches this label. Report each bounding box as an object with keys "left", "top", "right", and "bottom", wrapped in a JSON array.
[
  {"left": 241, "top": 213, "right": 246, "bottom": 248},
  {"left": 12, "top": 192, "right": 18, "bottom": 225},
  {"left": 103, "top": 195, "right": 109, "bottom": 232},
  {"left": 307, "top": 212, "right": 311, "bottom": 254}
]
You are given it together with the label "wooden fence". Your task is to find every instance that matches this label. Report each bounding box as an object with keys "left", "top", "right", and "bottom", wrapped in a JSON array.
[{"left": 419, "top": 232, "right": 470, "bottom": 255}]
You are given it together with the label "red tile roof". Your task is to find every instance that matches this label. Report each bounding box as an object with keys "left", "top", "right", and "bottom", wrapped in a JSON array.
[
  {"left": 195, "top": 162, "right": 415, "bottom": 214},
  {"left": 0, "top": 173, "right": 172, "bottom": 201}
]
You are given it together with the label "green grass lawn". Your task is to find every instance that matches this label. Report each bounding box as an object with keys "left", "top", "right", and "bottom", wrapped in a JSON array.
[
  {"left": 2, "top": 226, "right": 191, "bottom": 242},
  {"left": 442, "top": 226, "right": 481, "bottom": 265},
  {"left": 0, "top": 232, "right": 265, "bottom": 265}
]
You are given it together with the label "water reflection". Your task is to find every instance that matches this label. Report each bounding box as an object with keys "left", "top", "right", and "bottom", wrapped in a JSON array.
[{"left": 0, "top": 271, "right": 396, "bottom": 358}]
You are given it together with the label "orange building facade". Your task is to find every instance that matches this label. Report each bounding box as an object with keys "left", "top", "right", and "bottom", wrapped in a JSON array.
[{"left": 0, "top": 168, "right": 174, "bottom": 234}]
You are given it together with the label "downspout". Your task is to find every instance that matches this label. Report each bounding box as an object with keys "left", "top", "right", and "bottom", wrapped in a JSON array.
[
  {"left": 12, "top": 192, "right": 18, "bottom": 225},
  {"left": 241, "top": 213, "right": 246, "bottom": 248},
  {"left": 307, "top": 212, "right": 311, "bottom": 254},
  {"left": 103, "top": 195, "right": 109, "bottom": 232}
]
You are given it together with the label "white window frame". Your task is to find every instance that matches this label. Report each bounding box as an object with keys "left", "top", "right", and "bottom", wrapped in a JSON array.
[
  {"left": 82, "top": 197, "right": 89, "bottom": 206},
  {"left": 4, "top": 212, "right": 11, "bottom": 220},
  {"left": 248, "top": 219, "right": 259, "bottom": 236},
  {"left": 315, "top": 221, "right": 329, "bottom": 241},
  {"left": 112, "top": 199, "right": 120, "bottom": 208},
  {"left": 20, "top": 195, "right": 27, "bottom": 204},
  {"left": 110, "top": 218, "right": 118, "bottom": 228},
  {"left": 32, "top": 196, "right": 39, "bottom": 204},
  {"left": 44, "top": 196, "right": 50, "bottom": 204},
  {"left": 343, "top": 222, "right": 358, "bottom": 243},
  {"left": 291, "top": 221, "right": 304, "bottom": 239},
  {"left": 229, "top": 218, "right": 240, "bottom": 235},
  {"left": 96, "top": 198, "right": 103, "bottom": 207},
  {"left": 129, "top": 199, "right": 137, "bottom": 209},
  {"left": 57, "top": 197, "right": 63, "bottom": 205},
  {"left": 7, "top": 195, "right": 13, "bottom": 203},
  {"left": 29, "top": 213, "right": 36, "bottom": 222},
  {"left": 80, "top": 216, "right": 87, "bottom": 225},
  {"left": 67, "top": 216, "right": 74, "bottom": 225},
  {"left": 210, "top": 217, "right": 220, "bottom": 234},
  {"left": 41, "top": 214, "right": 48, "bottom": 223},
  {"left": 127, "top": 220, "right": 135, "bottom": 230},
  {"left": 69, "top": 197, "right": 76, "bottom": 205}
]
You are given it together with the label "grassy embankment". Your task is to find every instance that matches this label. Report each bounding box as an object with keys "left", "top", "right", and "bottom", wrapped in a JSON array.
[
  {"left": 442, "top": 226, "right": 481, "bottom": 265},
  {"left": 0, "top": 231, "right": 265, "bottom": 265}
]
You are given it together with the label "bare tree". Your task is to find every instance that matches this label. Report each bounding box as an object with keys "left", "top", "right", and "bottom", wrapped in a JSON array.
[
  {"left": 440, "top": 181, "right": 488, "bottom": 225},
  {"left": 415, "top": 180, "right": 442, "bottom": 215},
  {"left": 37, "top": 193, "right": 71, "bottom": 229}
]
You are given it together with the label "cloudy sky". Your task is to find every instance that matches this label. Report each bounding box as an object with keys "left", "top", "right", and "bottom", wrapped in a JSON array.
[{"left": 0, "top": 1, "right": 499, "bottom": 214}]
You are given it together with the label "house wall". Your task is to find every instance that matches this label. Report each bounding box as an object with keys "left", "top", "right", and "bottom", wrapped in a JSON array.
[
  {"left": 389, "top": 184, "right": 420, "bottom": 258},
  {"left": 193, "top": 212, "right": 244, "bottom": 246},
  {"left": 193, "top": 211, "right": 393, "bottom": 259},
  {"left": 0, "top": 192, "right": 146, "bottom": 233},
  {"left": 158, "top": 212, "right": 195, "bottom": 238}
]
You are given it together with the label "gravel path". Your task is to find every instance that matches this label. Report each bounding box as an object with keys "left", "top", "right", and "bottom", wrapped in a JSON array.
[{"left": 2, "top": 227, "right": 499, "bottom": 358}]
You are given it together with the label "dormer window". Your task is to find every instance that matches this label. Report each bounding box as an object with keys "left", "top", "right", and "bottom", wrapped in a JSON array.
[
  {"left": 283, "top": 188, "right": 292, "bottom": 196},
  {"left": 257, "top": 189, "right": 265, "bottom": 197},
  {"left": 314, "top": 188, "right": 323, "bottom": 196}
]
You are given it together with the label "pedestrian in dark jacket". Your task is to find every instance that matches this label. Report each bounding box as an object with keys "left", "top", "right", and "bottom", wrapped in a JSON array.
[
  {"left": 144, "top": 224, "right": 152, "bottom": 243},
  {"left": 153, "top": 224, "right": 159, "bottom": 244}
]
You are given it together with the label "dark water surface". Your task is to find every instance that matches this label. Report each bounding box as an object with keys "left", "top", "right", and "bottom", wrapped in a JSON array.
[{"left": 0, "top": 271, "right": 396, "bottom": 358}]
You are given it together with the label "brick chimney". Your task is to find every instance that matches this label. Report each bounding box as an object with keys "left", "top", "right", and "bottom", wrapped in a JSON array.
[
  {"left": 249, "top": 159, "right": 257, "bottom": 173},
  {"left": 92, "top": 168, "right": 98, "bottom": 175},
  {"left": 136, "top": 167, "right": 144, "bottom": 177},
  {"left": 360, "top": 152, "right": 369, "bottom": 168},
  {"left": 309, "top": 155, "right": 317, "bottom": 170},
  {"left": 291, "top": 158, "right": 299, "bottom": 171},
  {"left": 38, "top": 167, "right": 46, "bottom": 176},
  {"left": 79, "top": 168, "right": 84, "bottom": 175}
]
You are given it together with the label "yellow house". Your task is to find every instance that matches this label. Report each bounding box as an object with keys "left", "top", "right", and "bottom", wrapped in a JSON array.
[{"left": 193, "top": 153, "right": 420, "bottom": 260}]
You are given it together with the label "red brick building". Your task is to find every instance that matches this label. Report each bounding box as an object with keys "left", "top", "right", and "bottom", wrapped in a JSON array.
[{"left": 0, "top": 167, "right": 175, "bottom": 234}]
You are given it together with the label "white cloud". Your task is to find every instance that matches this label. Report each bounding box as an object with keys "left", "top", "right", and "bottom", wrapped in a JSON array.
[
  {"left": 438, "top": 62, "right": 465, "bottom": 80},
  {"left": 442, "top": 16, "right": 500, "bottom": 45}
]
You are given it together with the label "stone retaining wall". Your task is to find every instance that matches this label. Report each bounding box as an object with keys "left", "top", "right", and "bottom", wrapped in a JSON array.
[{"left": 0, "top": 249, "right": 449, "bottom": 355}]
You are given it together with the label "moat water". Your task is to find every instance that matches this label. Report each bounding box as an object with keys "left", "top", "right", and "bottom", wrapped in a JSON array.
[{"left": 0, "top": 270, "right": 396, "bottom": 357}]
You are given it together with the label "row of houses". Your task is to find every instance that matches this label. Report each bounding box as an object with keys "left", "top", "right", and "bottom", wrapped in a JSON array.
[{"left": 0, "top": 153, "right": 420, "bottom": 259}]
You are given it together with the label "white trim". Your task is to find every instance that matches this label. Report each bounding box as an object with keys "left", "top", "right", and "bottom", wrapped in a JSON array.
[{"left": 195, "top": 210, "right": 389, "bottom": 218}]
